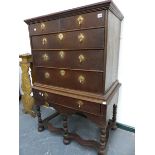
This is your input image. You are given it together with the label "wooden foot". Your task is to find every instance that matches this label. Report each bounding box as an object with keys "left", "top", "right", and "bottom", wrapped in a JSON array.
[
  {"left": 63, "top": 115, "right": 70, "bottom": 145},
  {"left": 111, "top": 104, "right": 117, "bottom": 130},
  {"left": 98, "top": 126, "right": 106, "bottom": 155},
  {"left": 36, "top": 105, "right": 44, "bottom": 132}
]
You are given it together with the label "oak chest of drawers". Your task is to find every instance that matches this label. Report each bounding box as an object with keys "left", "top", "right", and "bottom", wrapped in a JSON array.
[{"left": 25, "top": 1, "right": 123, "bottom": 154}]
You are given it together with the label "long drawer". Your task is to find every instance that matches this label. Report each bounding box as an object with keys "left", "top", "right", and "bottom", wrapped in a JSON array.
[
  {"left": 31, "top": 28, "right": 104, "bottom": 49},
  {"left": 29, "top": 11, "right": 105, "bottom": 36},
  {"left": 32, "top": 50, "right": 104, "bottom": 71},
  {"left": 33, "top": 88, "right": 101, "bottom": 115},
  {"left": 34, "top": 67, "right": 103, "bottom": 93}
]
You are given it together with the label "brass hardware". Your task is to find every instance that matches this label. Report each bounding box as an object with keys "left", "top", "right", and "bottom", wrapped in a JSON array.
[
  {"left": 42, "top": 53, "right": 49, "bottom": 61},
  {"left": 44, "top": 72, "right": 50, "bottom": 79},
  {"left": 58, "top": 33, "right": 64, "bottom": 40},
  {"left": 78, "top": 33, "right": 85, "bottom": 42},
  {"left": 78, "top": 75, "right": 85, "bottom": 84},
  {"left": 44, "top": 92, "right": 48, "bottom": 99},
  {"left": 33, "top": 28, "right": 37, "bottom": 31},
  {"left": 42, "top": 37, "right": 47, "bottom": 45},
  {"left": 77, "top": 16, "right": 84, "bottom": 25},
  {"left": 60, "top": 70, "right": 66, "bottom": 76},
  {"left": 79, "top": 54, "right": 85, "bottom": 63},
  {"left": 77, "top": 100, "right": 84, "bottom": 108},
  {"left": 41, "top": 23, "right": 46, "bottom": 30},
  {"left": 59, "top": 51, "right": 65, "bottom": 59}
]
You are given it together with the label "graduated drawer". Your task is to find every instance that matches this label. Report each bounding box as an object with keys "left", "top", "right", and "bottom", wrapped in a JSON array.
[
  {"left": 29, "top": 19, "right": 59, "bottom": 36},
  {"left": 33, "top": 89, "right": 101, "bottom": 115},
  {"left": 60, "top": 11, "right": 105, "bottom": 31},
  {"left": 34, "top": 67, "right": 103, "bottom": 93},
  {"left": 32, "top": 50, "right": 104, "bottom": 71},
  {"left": 31, "top": 28, "right": 104, "bottom": 49}
]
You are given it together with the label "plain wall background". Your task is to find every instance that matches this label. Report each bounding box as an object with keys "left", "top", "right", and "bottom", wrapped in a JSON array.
[{"left": 0, "top": 0, "right": 155, "bottom": 154}]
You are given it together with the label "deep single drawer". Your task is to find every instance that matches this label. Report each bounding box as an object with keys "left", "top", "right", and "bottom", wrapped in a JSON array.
[
  {"left": 29, "top": 19, "right": 59, "bottom": 36},
  {"left": 33, "top": 89, "right": 101, "bottom": 115},
  {"left": 34, "top": 67, "right": 103, "bottom": 93},
  {"left": 60, "top": 11, "right": 105, "bottom": 31},
  {"left": 31, "top": 28, "right": 104, "bottom": 49},
  {"left": 32, "top": 50, "right": 104, "bottom": 71}
]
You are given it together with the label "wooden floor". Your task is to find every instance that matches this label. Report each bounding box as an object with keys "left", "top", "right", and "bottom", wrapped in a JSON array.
[{"left": 19, "top": 103, "right": 135, "bottom": 155}]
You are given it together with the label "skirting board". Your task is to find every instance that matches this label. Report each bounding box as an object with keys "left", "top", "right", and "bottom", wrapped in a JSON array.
[{"left": 116, "top": 122, "right": 135, "bottom": 133}]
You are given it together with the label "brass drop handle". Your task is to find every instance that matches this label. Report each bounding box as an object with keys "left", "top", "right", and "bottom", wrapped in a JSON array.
[
  {"left": 77, "top": 16, "right": 84, "bottom": 25},
  {"left": 77, "top": 100, "right": 84, "bottom": 108},
  {"left": 78, "top": 33, "right": 85, "bottom": 42},
  {"left": 44, "top": 72, "right": 50, "bottom": 79},
  {"left": 60, "top": 70, "right": 66, "bottom": 76},
  {"left": 58, "top": 33, "right": 64, "bottom": 40},
  {"left": 59, "top": 51, "right": 65, "bottom": 59},
  {"left": 78, "top": 75, "right": 85, "bottom": 84},
  {"left": 41, "top": 23, "right": 46, "bottom": 31},
  {"left": 79, "top": 54, "right": 85, "bottom": 63},
  {"left": 42, "top": 37, "right": 47, "bottom": 45},
  {"left": 42, "top": 53, "right": 49, "bottom": 61}
]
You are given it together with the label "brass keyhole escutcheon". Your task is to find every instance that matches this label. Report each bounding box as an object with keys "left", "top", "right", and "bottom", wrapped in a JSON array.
[
  {"left": 44, "top": 72, "right": 50, "bottom": 79},
  {"left": 59, "top": 51, "right": 65, "bottom": 59},
  {"left": 41, "top": 23, "right": 46, "bottom": 31},
  {"left": 78, "top": 75, "right": 85, "bottom": 84},
  {"left": 77, "top": 16, "right": 84, "bottom": 25},
  {"left": 78, "top": 33, "right": 85, "bottom": 42},
  {"left": 77, "top": 100, "right": 84, "bottom": 108},
  {"left": 42, "top": 37, "right": 47, "bottom": 45},
  {"left": 60, "top": 70, "right": 66, "bottom": 76},
  {"left": 79, "top": 54, "right": 85, "bottom": 63},
  {"left": 58, "top": 33, "right": 64, "bottom": 40},
  {"left": 42, "top": 53, "right": 49, "bottom": 61}
]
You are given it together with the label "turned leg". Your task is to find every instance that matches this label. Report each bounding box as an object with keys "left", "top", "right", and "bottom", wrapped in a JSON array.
[
  {"left": 98, "top": 126, "right": 107, "bottom": 155},
  {"left": 36, "top": 105, "right": 44, "bottom": 132},
  {"left": 63, "top": 115, "right": 70, "bottom": 145},
  {"left": 111, "top": 104, "right": 117, "bottom": 130}
]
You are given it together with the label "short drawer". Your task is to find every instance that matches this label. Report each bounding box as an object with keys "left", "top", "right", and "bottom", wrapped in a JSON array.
[
  {"left": 29, "top": 19, "right": 59, "bottom": 36},
  {"left": 34, "top": 67, "right": 103, "bottom": 94},
  {"left": 33, "top": 89, "right": 101, "bottom": 115},
  {"left": 60, "top": 11, "right": 105, "bottom": 31},
  {"left": 32, "top": 50, "right": 104, "bottom": 71},
  {"left": 31, "top": 28, "right": 104, "bottom": 49}
]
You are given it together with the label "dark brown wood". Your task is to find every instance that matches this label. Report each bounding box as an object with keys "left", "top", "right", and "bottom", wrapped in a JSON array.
[
  {"left": 25, "top": 1, "right": 123, "bottom": 154},
  {"left": 111, "top": 104, "right": 117, "bottom": 130},
  {"left": 36, "top": 105, "right": 44, "bottom": 132}
]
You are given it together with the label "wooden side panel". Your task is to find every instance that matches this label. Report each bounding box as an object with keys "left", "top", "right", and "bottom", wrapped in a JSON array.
[{"left": 105, "top": 11, "right": 121, "bottom": 92}]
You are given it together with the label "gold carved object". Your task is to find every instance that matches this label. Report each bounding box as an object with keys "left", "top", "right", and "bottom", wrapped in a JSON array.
[
  {"left": 44, "top": 72, "right": 50, "bottom": 79},
  {"left": 60, "top": 70, "right": 66, "bottom": 76},
  {"left": 79, "top": 54, "right": 85, "bottom": 63},
  {"left": 42, "top": 53, "right": 49, "bottom": 61},
  {"left": 19, "top": 53, "right": 36, "bottom": 117},
  {"left": 41, "top": 23, "right": 46, "bottom": 31},
  {"left": 77, "top": 100, "right": 84, "bottom": 108},
  {"left": 59, "top": 51, "right": 65, "bottom": 59},
  {"left": 42, "top": 37, "right": 47, "bottom": 45},
  {"left": 77, "top": 16, "right": 84, "bottom": 25},
  {"left": 78, "top": 75, "right": 85, "bottom": 84},
  {"left": 78, "top": 33, "right": 85, "bottom": 42},
  {"left": 58, "top": 33, "right": 64, "bottom": 40},
  {"left": 44, "top": 101, "right": 49, "bottom": 107}
]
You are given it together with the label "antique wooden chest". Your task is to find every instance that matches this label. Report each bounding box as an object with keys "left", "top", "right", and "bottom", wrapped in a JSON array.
[{"left": 25, "top": 1, "right": 123, "bottom": 154}]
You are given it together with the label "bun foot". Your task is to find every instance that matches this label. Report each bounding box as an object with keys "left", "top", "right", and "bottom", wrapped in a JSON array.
[
  {"left": 111, "top": 123, "right": 117, "bottom": 130},
  {"left": 63, "top": 138, "right": 70, "bottom": 145},
  {"left": 38, "top": 126, "right": 44, "bottom": 132}
]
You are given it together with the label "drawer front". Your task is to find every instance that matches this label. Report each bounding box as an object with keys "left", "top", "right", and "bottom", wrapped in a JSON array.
[
  {"left": 34, "top": 68, "right": 103, "bottom": 93},
  {"left": 60, "top": 11, "right": 105, "bottom": 31},
  {"left": 33, "top": 89, "right": 101, "bottom": 115},
  {"left": 32, "top": 50, "right": 104, "bottom": 71},
  {"left": 31, "top": 28, "right": 104, "bottom": 49},
  {"left": 29, "top": 19, "right": 59, "bottom": 36}
]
